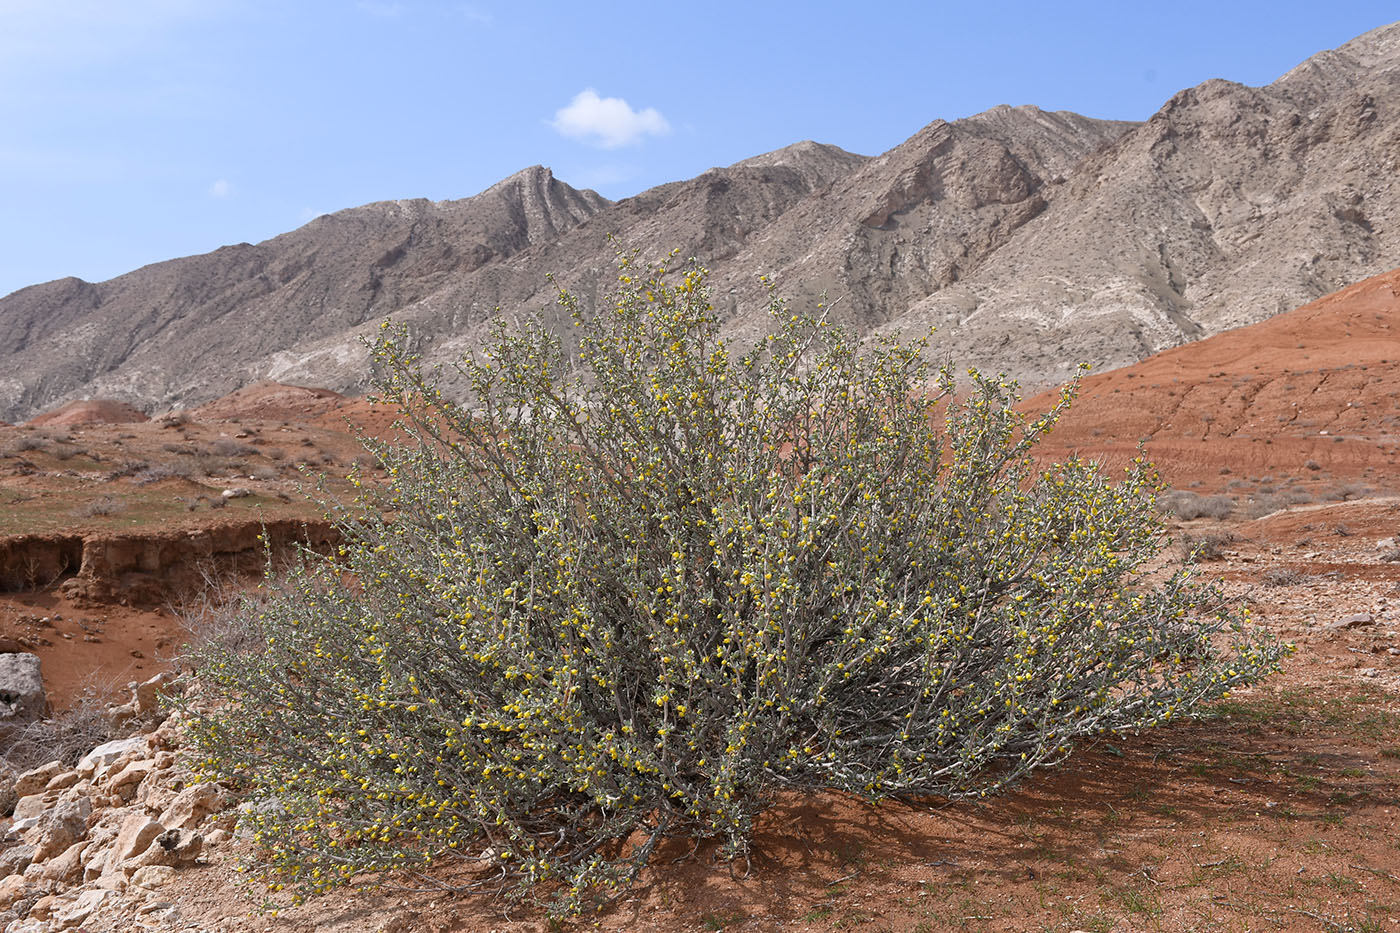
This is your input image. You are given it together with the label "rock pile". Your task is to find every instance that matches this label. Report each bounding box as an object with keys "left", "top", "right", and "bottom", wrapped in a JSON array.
[{"left": 0, "top": 675, "right": 230, "bottom": 932}]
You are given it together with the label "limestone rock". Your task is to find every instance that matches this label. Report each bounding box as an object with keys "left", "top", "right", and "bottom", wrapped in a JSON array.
[
  {"left": 129, "top": 864, "right": 176, "bottom": 890},
  {"left": 110, "top": 813, "right": 163, "bottom": 866},
  {"left": 126, "top": 828, "right": 201, "bottom": 872},
  {"left": 41, "top": 771, "right": 79, "bottom": 794},
  {"left": 11, "top": 794, "right": 53, "bottom": 823},
  {"left": 158, "top": 783, "right": 224, "bottom": 831},
  {"left": 52, "top": 887, "right": 110, "bottom": 928},
  {"left": 25, "top": 796, "right": 90, "bottom": 862},
  {"left": 77, "top": 736, "right": 145, "bottom": 779},
  {"left": 34, "top": 841, "right": 85, "bottom": 884},
  {"left": 103, "top": 759, "right": 157, "bottom": 801},
  {"left": 0, "top": 844, "right": 33, "bottom": 878},
  {"left": 13, "top": 763, "right": 62, "bottom": 800}
]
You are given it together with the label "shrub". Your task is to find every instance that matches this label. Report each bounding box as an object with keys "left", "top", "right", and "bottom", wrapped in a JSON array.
[
  {"left": 1158, "top": 490, "right": 1235, "bottom": 521},
  {"left": 186, "top": 254, "right": 1285, "bottom": 912}
]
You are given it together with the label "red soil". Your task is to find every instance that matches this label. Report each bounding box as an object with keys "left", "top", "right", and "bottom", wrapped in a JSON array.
[
  {"left": 188, "top": 381, "right": 346, "bottom": 422},
  {"left": 26, "top": 399, "right": 149, "bottom": 427}
]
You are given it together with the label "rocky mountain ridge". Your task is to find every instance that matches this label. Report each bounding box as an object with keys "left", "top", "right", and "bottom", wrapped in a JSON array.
[{"left": 1, "top": 22, "right": 1398, "bottom": 422}]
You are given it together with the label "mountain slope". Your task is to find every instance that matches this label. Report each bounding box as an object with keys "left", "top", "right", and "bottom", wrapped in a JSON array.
[
  {"left": 3, "top": 22, "right": 1400, "bottom": 422},
  {"left": 0, "top": 167, "right": 610, "bottom": 418},
  {"left": 896, "top": 21, "right": 1400, "bottom": 386}
]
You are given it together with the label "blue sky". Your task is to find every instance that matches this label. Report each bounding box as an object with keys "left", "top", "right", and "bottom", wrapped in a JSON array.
[{"left": 1, "top": 1, "right": 1396, "bottom": 299}]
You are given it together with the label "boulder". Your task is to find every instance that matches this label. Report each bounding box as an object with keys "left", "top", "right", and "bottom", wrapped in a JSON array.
[
  {"left": 126, "top": 828, "right": 201, "bottom": 872},
  {"left": 52, "top": 887, "right": 110, "bottom": 927},
  {"left": 0, "top": 761, "right": 17, "bottom": 818},
  {"left": 133, "top": 672, "right": 174, "bottom": 715},
  {"left": 103, "top": 758, "right": 157, "bottom": 800},
  {"left": 0, "top": 872, "right": 28, "bottom": 908},
  {"left": 42, "top": 770, "right": 80, "bottom": 793},
  {"left": 0, "top": 654, "right": 47, "bottom": 734},
  {"left": 11, "top": 793, "right": 53, "bottom": 822},
  {"left": 129, "top": 864, "right": 176, "bottom": 890}
]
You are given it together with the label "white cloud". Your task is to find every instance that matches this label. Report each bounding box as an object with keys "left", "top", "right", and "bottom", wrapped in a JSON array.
[
  {"left": 550, "top": 89, "right": 669, "bottom": 149},
  {"left": 208, "top": 178, "right": 233, "bottom": 198}
]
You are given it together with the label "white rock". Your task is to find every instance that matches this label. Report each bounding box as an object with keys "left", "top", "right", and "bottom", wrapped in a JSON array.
[{"left": 77, "top": 737, "right": 145, "bottom": 778}]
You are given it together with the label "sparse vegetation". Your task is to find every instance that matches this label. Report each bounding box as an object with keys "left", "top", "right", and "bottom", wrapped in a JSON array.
[{"left": 185, "top": 256, "right": 1286, "bottom": 912}]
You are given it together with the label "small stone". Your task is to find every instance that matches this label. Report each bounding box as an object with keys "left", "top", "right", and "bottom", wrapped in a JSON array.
[
  {"left": 1326, "top": 612, "right": 1375, "bottom": 630},
  {"left": 220, "top": 487, "right": 251, "bottom": 499}
]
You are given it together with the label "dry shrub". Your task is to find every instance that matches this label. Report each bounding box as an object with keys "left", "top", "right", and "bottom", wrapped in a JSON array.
[{"left": 1159, "top": 490, "right": 1235, "bottom": 520}]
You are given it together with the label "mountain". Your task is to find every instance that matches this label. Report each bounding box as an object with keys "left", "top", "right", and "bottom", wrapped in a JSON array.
[{"left": 2, "top": 22, "right": 1398, "bottom": 422}]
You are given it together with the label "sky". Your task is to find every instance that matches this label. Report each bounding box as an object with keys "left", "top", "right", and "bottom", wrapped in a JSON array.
[{"left": 1, "top": 1, "right": 1396, "bottom": 299}]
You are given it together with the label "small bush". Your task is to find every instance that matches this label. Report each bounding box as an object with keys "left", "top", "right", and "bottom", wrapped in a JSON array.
[
  {"left": 1324, "top": 482, "right": 1371, "bottom": 502},
  {"left": 133, "top": 462, "right": 194, "bottom": 485},
  {"left": 187, "top": 254, "right": 1284, "bottom": 912},
  {"left": 1159, "top": 491, "right": 1235, "bottom": 521},
  {"left": 210, "top": 438, "right": 257, "bottom": 458},
  {"left": 71, "top": 496, "right": 125, "bottom": 518}
]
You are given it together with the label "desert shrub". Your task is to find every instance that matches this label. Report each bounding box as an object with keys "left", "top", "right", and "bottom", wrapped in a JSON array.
[
  {"left": 71, "top": 495, "right": 125, "bottom": 518},
  {"left": 1158, "top": 490, "right": 1235, "bottom": 521},
  {"left": 186, "top": 255, "right": 1285, "bottom": 912},
  {"left": 1180, "top": 530, "right": 1237, "bottom": 561},
  {"left": 1323, "top": 482, "right": 1372, "bottom": 502},
  {"left": 210, "top": 438, "right": 257, "bottom": 458},
  {"left": 133, "top": 462, "right": 194, "bottom": 485}
]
